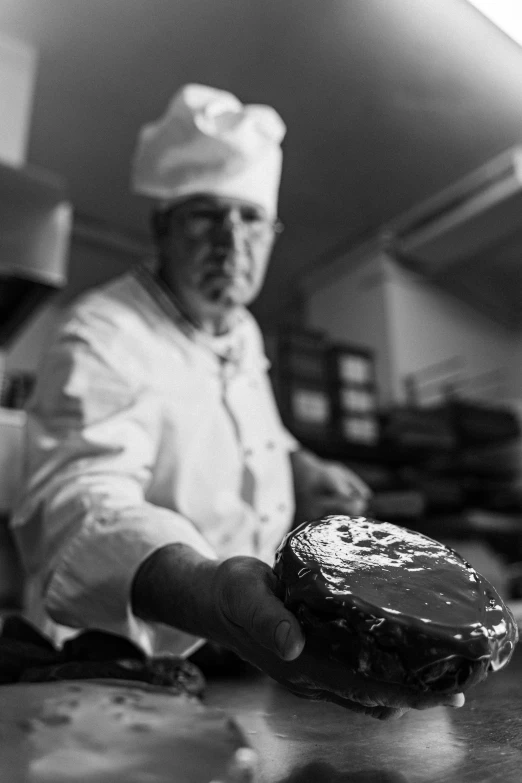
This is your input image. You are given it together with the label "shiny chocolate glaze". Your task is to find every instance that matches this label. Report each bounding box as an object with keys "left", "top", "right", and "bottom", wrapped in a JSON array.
[{"left": 274, "top": 516, "right": 518, "bottom": 693}]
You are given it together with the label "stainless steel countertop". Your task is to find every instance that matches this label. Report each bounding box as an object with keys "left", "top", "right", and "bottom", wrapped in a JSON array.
[
  {"left": 1, "top": 645, "right": 520, "bottom": 782},
  {"left": 205, "top": 645, "right": 522, "bottom": 783}
]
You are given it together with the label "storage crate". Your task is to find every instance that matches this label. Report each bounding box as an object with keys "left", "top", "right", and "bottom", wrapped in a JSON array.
[
  {"left": 328, "top": 343, "right": 379, "bottom": 446},
  {"left": 267, "top": 328, "right": 333, "bottom": 442}
]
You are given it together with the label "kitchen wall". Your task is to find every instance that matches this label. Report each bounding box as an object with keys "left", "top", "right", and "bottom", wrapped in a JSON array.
[
  {"left": 306, "top": 248, "right": 519, "bottom": 407},
  {"left": 384, "top": 261, "right": 516, "bottom": 403},
  {"left": 302, "top": 243, "right": 396, "bottom": 404}
]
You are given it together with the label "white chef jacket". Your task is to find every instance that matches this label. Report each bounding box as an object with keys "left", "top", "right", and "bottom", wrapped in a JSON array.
[{"left": 11, "top": 264, "right": 297, "bottom": 656}]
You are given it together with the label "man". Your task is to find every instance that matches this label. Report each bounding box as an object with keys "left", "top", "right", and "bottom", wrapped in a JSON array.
[{"left": 11, "top": 85, "right": 462, "bottom": 718}]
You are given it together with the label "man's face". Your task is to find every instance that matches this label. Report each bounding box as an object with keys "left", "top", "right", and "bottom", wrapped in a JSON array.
[{"left": 156, "top": 194, "right": 280, "bottom": 327}]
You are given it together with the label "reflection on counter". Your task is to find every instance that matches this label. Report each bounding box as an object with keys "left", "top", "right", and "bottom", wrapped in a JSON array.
[
  {"left": 279, "top": 761, "right": 408, "bottom": 782},
  {"left": 206, "top": 643, "right": 522, "bottom": 782}
]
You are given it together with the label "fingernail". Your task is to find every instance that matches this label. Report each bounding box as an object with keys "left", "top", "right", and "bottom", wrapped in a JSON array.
[
  {"left": 275, "top": 620, "right": 291, "bottom": 658},
  {"left": 444, "top": 693, "right": 465, "bottom": 708},
  {"left": 226, "top": 747, "right": 258, "bottom": 781}
]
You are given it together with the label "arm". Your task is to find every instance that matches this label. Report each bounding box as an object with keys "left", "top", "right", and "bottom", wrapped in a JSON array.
[
  {"left": 290, "top": 447, "right": 372, "bottom": 526},
  {"left": 131, "top": 542, "right": 304, "bottom": 661},
  {"left": 13, "top": 306, "right": 215, "bottom": 646},
  {"left": 131, "top": 541, "right": 464, "bottom": 720},
  {"left": 19, "top": 308, "right": 461, "bottom": 717}
]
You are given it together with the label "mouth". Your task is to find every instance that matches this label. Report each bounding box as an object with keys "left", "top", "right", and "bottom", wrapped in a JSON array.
[
  {"left": 205, "top": 268, "right": 238, "bottom": 280},
  {"left": 202, "top": 259, "right": 249, "bottom": 284},
  {"left": 200, "top": 272, "right": 246, "bottom": 304},
  {"left": 197, "top": 253, "right": 251, "bottom": 303},
  {"left": 202, "top": 270, "right": 242, "bottom": 288}
]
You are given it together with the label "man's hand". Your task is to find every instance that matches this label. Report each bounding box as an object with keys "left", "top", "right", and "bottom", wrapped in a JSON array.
[
  {"left": 133, "top": 546, "right": 464, "bottom": 719},
  {"left": 207, "top": 556, "right": 464, "bottom": 720},
  {"left": 291, "top": 449, "right": 371, "bottom": 524}
]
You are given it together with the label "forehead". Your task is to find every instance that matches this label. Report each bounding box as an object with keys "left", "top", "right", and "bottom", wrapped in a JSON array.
[{"left": 170, "top": 193, "right": 268, "bottom": 216}]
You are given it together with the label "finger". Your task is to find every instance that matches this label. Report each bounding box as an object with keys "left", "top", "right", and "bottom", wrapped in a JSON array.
[
  {"left": 221, "top": 747, "right": 258, "bottom": 783},
  {"left": 340, "top": 468, "right": 372, "bottom": 500},
  {"left": 250, "top": 571, "right": 305, "bottom": 661},
  {"left": 447, "top": 692, "right": 466, "bottom": 708},
  {"left": 344, "top": 494, "right": 369, "bottom": 516},
  {"left": 298, "top": 653, "right": 463, "bottom": 712},
  {"left": 318, "top": 690, "right": 408, "bottom": 720},
  {"left": 222, "top": 562, "right": 305, "bottom": 661},
  {"left": 412, "top": 691, "right": 465, "bottom": 710},
  {"left": 354, "top": 498, "right": 369, "bottom": 515},
  {"left": 350, "top": 677, "right": 466, "bottom": 712},
  {"left": 352, "top": 679, "right": 464, "bottom": 712},
  {"left": 326, "top": 463, "right": 372, "bottom": 501},
  {"left": 287, "top": 670, "right": 464, "bottom": 717},
  {"left": 311, "top": 495, "right": 368, "bottom": 518},
  {"left": 287, "top": 685, "right": 407, "bottom": 720}
]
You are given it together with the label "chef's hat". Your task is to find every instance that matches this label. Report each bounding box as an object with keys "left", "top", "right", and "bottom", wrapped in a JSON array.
[{"left": 131, "top": 83, "right": 286, "bottom": 218}]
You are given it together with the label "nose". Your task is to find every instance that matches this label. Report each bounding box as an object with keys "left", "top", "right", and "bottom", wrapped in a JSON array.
[{"left": 214, "top": 209, "right": 246, "bottom": 248}]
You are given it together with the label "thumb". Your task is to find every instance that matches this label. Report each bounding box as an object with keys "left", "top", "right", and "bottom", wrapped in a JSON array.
[
  {"left": 246, "top": 570, "right": 305, "bottom": 661},
  {"left": 272, "top": 615, "right": 305, "bottom": 661},
  {"left": 220, "top": 559, "right": 305, "bottom": 661}
]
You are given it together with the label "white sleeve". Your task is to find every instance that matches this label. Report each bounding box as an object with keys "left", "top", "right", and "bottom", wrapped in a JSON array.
[{"left": 14, "top": 308, "right": 215, "bottom": 640}]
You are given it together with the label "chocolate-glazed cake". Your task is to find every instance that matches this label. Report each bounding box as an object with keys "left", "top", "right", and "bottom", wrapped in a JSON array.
[{"left": 274, "top": 515, "right": 518, "bottom": 694}]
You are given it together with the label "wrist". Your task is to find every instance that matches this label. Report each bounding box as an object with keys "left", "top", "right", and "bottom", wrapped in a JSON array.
[
  {"left": 190, "top": 556, "right": 223, "bottom": 638},
  {"left": 131, "top": 543, "right": 222, "bottom": 640}
]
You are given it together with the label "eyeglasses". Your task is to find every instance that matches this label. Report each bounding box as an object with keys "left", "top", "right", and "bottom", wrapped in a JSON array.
[{"left": 170, "top": 205, "right": 284, "bottom": 242}]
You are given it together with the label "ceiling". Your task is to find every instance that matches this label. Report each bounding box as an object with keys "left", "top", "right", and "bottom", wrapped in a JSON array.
[{"left": 2, "top": 0, "right": 522, "bottom": 328}]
